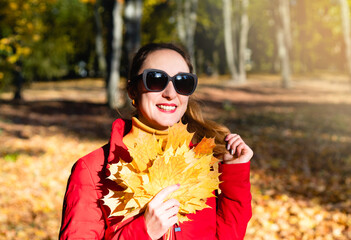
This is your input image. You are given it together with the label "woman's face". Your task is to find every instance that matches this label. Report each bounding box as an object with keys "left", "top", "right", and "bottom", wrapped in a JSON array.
[{"left": 136, "top": 49, "right": 190, "bottom": 130}]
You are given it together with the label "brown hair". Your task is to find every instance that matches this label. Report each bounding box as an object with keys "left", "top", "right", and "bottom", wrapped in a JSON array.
[{"left": 127, "top": 43, "right": 229, "bottom": 157}]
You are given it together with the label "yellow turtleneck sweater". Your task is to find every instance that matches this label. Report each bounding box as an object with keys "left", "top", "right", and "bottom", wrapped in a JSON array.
[{"left": 122, "top": 117, "right": 169, "bottom": 150}]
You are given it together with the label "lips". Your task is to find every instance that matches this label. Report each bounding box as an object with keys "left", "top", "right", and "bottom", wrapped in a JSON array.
[{"left": 156, "top": 104, "right": 177, "bottom": 112}]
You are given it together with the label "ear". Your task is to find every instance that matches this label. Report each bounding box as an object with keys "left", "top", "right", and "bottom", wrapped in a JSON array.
[
  {"left": 127, "top": 90, "right": 134, "bottom": 100},
  {"left": 127, "top": 80, "right": 137, "bottom": 100}
]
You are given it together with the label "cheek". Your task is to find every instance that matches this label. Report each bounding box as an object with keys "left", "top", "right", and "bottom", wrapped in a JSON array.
[
  {"left": 179, "top": 96, "right": 189, "bottom": 112},
  {"left": 139, "top": 92, "right": 158, "bottom": 110},
  {"left": 136, "top": 83, "right": 152, "bottom": 105}
]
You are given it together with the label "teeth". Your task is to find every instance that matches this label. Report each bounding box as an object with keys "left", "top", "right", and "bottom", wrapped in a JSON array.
[{"left": 157, "top": 105, "right": 176, "bottom": 111}]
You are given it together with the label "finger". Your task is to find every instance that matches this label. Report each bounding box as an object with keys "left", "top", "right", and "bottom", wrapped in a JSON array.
[
  {"left": 160, "top": 204, "right": 179, "bottom": 220},
  {"left": 227, "top": 137, "right": 243, "bottom": 154},
  {"left": 151, "top": 204, "right": 179, "bottom": 225},
  {"left": 154, "top": 199, "right": 180, "bottom": 218},
  {"left": 225, "top": 133, "right": 239, "bottom": 143},
  {"left": 225, "top": 133, "right": 239, "bottom": 141},
  {"left": 145, "top": 200, "right": 179, "bottom": 228},
  {"left": 166, "top": 214, "right": 179, "bottom": 226},
  {"left": 226, "top": 135, "right": 241, "bottom": 150},
  {"left": 151, "top": 201, "right": 179, "bottom": 223},
  {"left": 235, "top": 142, "right": 246, "bottom": 157},
  {"left": 152, "top": 184, "right": 180, "bottom": 204},
  {"left": 160, "top": 198, "right": 180, "bottom": 211},
  {"left": 241, "top": 144, "right": 254, "bottom": 159},
  {"left": 157, "top": 214, "right": 178, "bottom": 232}
]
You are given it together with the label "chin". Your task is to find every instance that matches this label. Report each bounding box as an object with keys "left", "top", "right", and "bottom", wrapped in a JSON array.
[{"left": 155, "top": 119, "right": 179, "bottom": 129}]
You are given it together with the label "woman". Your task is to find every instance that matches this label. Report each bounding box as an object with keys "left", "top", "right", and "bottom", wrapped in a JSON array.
[{"left": 59, "top": 43, "right": 253, "bottom": 240}]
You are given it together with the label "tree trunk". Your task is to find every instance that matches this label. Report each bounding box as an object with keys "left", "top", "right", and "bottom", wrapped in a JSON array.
[
  {"left": 94, "top": 0, "right": 107, "bottom": 77},
  {"left": 107, "top": 0, "right": 124, "bottom": 109},
  {"left": 297, "top": 0, "right": 308, "bottom": 73},
  {"left": 176, "top": 0, "right": 198, "bottom": 70},
  {"left": 13, "top": 62, "right": 24, "bottom": 101},
  {"left": 223, "top": 0, "right": 238, "bottom": 81},
  {"left": 277, "top": 0, "right": 292, "bottom": 88},
  {"left": 277, "top": 28, "right": 291, "bottom": 88},
  {"left": 223, "top": 0, "right": 249, "bottom": 83},
  {"left": 238, "top": 0, "right": 249, "bottom": 83},
  {"left": 125, "top": 0, "right": 142, "bottom": 65},
  {"left": 339, "top": 0, "right": 351, "bottom": 83},
  {"left": 176, "top": 0, "right": 186, "bottom": 44}
]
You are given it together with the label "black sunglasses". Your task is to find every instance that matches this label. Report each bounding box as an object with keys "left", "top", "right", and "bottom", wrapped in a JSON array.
[{"left": 132, "top": 69, "right": 198, "bottom": 96}]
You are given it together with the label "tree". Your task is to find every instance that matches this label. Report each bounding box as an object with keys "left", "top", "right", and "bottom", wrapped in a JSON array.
[
  {"left": 82, "top": 0, "right": 143, "bottom": 109},
  {"left": 105, "top": 0, "right": 124, "bottom": 109},
  {"left": 0, "top": 0, "right": 94, "bottom": 98},
  {"left": 223, "top": 0, "right": 236, "bottom": 81},
  {"left": 105, "top": 0, "right": 143, "bottom": 109},
  {"left": 222, "top": 0, "right": 250, "bottom": 83},
  {"left": 195, "top": 0, "right": 226, "bottom": 76},
  {"left": 125, "top": 0, "right": 142, "bottom": 64},
  {"left": 239, "top": 0, "right": 249, "bottom": 82},
  {"left": 176, "top": 0, "right": 199, "bottom": 70},
  {"left": 94, "top": 0, "right": 107, "bottom": 77},
  {"left": 339, "top": 0, "right": 351, "bottom": 84},
  {"left": 273, "top": 0, "right": 292, "bottom": 88}
]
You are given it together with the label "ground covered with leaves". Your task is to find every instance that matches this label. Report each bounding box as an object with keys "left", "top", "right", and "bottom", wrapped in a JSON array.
[{"left": 0, "top": 76, "right": 350, "bottom": 239}]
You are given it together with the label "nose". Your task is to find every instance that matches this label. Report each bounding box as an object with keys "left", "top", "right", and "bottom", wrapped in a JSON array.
[{"left": 161, "top": 81, "right": 178, "bottom": 99}]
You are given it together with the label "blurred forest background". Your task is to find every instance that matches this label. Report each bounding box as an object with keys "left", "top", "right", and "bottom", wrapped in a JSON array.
[{"left": 0, "top": 0, "right": 351, "bottom": 239}]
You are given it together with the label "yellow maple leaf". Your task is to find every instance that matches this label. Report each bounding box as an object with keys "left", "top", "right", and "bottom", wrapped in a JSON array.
[
  {"left": 102, "top": 121, "right": 220, "bottom": 224},
  {"left": 194, "top": 137, "right": 216, "bottom": 156},
  {"left": 125, "top": 130, "right": 162, "bottom": 172},
  {"left": 165, "top": 123, "right": 194, "bottom": 151}
]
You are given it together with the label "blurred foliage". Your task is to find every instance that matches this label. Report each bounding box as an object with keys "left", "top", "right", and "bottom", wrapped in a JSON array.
[
  {"left": 1, "top": 0, "right": 351, "bottom": 89},
  {"left": 140, "top": 0, "right": 351, "bottom": 75},
  {"left": 0, "top": 0, "right": 94, "bottom": 89},
  {"left": 142, "top": 0, "right": 177, "bottom": 43}
]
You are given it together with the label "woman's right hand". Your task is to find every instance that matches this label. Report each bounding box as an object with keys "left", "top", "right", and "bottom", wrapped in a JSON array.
[{"left": 144, "top": 184, "right": 180, "bottom": 240}]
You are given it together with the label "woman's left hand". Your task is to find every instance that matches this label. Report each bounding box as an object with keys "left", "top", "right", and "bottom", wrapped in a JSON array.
[{"left": 223, "top": 133, "right": 253, "bottom": 164}]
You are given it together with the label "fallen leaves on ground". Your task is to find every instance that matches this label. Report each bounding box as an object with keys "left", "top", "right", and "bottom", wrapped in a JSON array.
[{"left": 0, "top": 77, "right": 350, "bottom": 239}]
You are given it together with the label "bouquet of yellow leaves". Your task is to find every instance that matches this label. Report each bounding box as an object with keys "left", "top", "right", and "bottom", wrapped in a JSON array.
[{"left": 102, "top": 122, "right": 220, "bottom": 223}]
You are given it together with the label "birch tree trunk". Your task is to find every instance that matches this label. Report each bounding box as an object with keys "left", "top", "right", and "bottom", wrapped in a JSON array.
[
  {"left": 238, "top": 0, "right": 249, "bottom": 83},
  {"left": 176, "top": 0, "right": 198, "bottom": 70},
  {"left": 339, "top": 0, "right": 351, "bottom": 83},
  {"left": 223, "top": 0, "right": 249, "bottom": 83},
  {"left": 107, "top": 0, "right": 124, "bottom": 109},
  {"left": 125, "top": 0, "right": 142, "bottom": 64},
  {"left": 94, "top": 0, "right": 106, "bottom": 77},
  {"left": 277, "top": 0, "right": 292, "bottom": 88},
  {"left": 296, "top": 0, "right": 308, "bottom": 73},
  {"left": 223, "top": 0, "right": 238, "bottom": 81}
]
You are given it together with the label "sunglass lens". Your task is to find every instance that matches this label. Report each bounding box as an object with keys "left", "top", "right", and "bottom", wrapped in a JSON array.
[
  {"left": 146, "top": 72, "right": 168, "bottom": 91},
  {"left": 175, "top": 74, "right": 195, "bottom": 95}
]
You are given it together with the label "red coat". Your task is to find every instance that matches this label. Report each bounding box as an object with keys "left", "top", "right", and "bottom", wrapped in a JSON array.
[{"left": 59, "top": 118, "right": 252, "bottom": 240}]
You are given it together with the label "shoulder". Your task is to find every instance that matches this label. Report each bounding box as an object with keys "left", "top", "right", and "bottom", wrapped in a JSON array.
[
  {"left": 78, "top": 143, "right": 110, "bottom": 168},
  {"left": 68, "top": 118, "right": 132, "bottom": 185},
  {"left": 75, "top": 118, "right": 131, "bottom": 170},
  {"left": 111, "top": 118, "right": 132, "bottom": 135},
  {"left": 69, "top": 144, "right": 109, "bottom": 185}
]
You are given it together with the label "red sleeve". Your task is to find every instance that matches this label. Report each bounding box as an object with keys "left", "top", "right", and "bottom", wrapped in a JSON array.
[
  {"left": 216, "top": 162, "right": 252, "bottom": 240},
  {"left": 107, "top": 215, "right": 152, "bottom": 240},
  {"left": 59, "top": 159, "right": 105, "bottom": 239}
]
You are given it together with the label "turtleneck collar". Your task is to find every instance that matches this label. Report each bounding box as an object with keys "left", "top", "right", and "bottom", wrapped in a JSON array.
[
  {"left": 122, "top": 117, "right": 169, "bottom": 150},
  {"left": 131, "top": 117, "right": 169, "bottom": 136}
]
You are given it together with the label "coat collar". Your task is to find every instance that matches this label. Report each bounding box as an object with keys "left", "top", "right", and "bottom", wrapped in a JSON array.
[{"left": 107, "top": 118, "right": 132, "bottom": 164}]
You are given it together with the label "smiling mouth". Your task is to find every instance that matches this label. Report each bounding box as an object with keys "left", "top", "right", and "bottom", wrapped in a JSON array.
[{"left": 156, "top": 104, "right": 177, "bottom": 111}]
